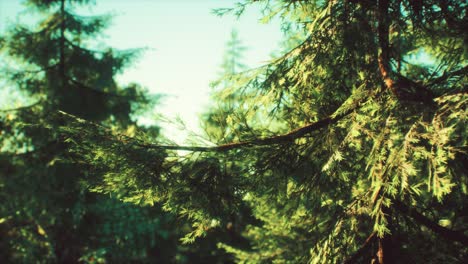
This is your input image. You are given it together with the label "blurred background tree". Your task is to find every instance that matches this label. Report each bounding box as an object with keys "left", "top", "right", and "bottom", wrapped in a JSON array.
[
  {"left": 203, "top": 28, "right": 248, "bottom": 144},
  {"left": 0, "top": 0, "right": 231, "bottom": 263}
]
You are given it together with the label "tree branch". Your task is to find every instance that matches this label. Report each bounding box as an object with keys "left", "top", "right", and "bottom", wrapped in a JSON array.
[
  {"left": 377, "top": 0, "right": 395, "bottom": 94},
  {"left": 377, "top": 0, "right": 434, "bottom": 103},
  {"left": 343, "top": 232, "right": 376, "bottom": 264},
  {"left": 6, "top": 63, "right": 59, "bottom": 75},
  {"left": 393, "top": 199, "right": 468, "bottom": 246},
  {"left": 135, "top": 106, "right": 355, "bottom": 152},
  {"left": 0, "top": 100, "right": 43, "bottom": 112},
  {"left": 58, "top": 103, "right": 356, "bottom": 152},
  {"left": 68, "top": 78, "right": 144, "bottom": 100},
  {"left": 428, "top": 66, "right": 468, "bottom": 87}
]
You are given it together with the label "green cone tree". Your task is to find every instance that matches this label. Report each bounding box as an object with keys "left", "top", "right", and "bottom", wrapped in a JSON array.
[
  {"left": 14, "top": 0, "right": 468, "bottom": 263},
  {"left": 0, "top": 0, "right": 179, "bottom": 262},
  {"left": 204, "top": 28, "right": 248, "bottom": 144}
]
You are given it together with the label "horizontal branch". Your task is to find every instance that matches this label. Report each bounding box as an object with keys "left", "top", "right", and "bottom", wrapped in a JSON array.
[
  {"left": 65, "top": 39, "right": 109, "bottom": 55},
  {"left": 68, "top": 78, "right": 141, "bottom": 99},
  {"left": 5, "top": 63, "right": 59, "bottom": 75},
  {"left": 0, "top": 100, "right": 43, "bottom": 113},
  {"left": 393, "top": 199, "right": 468, "bottom": 246},
  {"left": 58, "top": 103, "right": 356, "bottom": 152},
  {"left": 134, "top": 106, "right": 356, "bottom": 152}
]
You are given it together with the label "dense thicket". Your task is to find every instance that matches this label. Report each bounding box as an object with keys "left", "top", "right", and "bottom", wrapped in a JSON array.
[{"left": 2, "top": 0, "right": 467, "bottom": 263}]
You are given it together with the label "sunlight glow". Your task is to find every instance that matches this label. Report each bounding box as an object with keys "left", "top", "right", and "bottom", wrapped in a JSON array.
[{"left": 0, "top": 0, "right": 283, "bottom": 143}]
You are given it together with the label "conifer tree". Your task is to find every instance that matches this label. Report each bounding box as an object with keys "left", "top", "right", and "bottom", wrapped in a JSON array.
[
  {"left": 0, "top": 0, "right": 176, "bottom": 262},
  {"left": 27, "top": 0, "right": 468, "bottom": 263},
  {"left": 204, "top": 29, "right": 248, "bottom": 143},
  {"left": 221, "top": 29, "right": 247, "bottom": 77}
]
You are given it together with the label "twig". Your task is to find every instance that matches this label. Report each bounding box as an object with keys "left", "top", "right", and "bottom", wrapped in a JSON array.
[{"left": 0, "top": 100, "right": 43, "bottom": 113}]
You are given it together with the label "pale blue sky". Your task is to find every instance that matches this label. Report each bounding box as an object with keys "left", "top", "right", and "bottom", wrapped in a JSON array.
[{"left": 0, "top": 0, "right": 283, "bottom": 143}]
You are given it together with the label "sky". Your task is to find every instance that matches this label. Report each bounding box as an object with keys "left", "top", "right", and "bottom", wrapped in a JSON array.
[{"left": 0, "top": 0, "right": 283, "bottom": 143}]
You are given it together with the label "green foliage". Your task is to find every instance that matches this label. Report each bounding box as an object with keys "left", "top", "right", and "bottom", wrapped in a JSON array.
[
  {"left": 0, "top": 0, "right": 178, "bottom": 262},
  {"left": 3, "top": 0, "right": 467, "bottom": 263},
  {"left": 63, "top": 0, "right": 467, "bottom": 263},
  {"left": 220, "top": 29, "right": 247, "bottom": 77},
  {"left": 204, "top": 29, "right": 251, "bottom": 143}
]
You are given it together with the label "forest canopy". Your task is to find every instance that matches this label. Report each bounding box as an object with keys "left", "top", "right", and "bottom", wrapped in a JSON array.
[{"left": 1, "top": 0, "right": 467, "bottom": 263}]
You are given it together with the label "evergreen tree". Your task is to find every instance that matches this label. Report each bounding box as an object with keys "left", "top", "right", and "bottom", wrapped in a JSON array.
[
  {"left": 221, "top": 29, "right": 247, "bottom": 77},
  {"left": 204, "top": 28, "right": 248, "bottom": 143},
  {"left": 0, "top": 0, "right": 177, "bottom": 262},
  {"left": 20, "top": 0, "right": 468, "bottom": 263}
]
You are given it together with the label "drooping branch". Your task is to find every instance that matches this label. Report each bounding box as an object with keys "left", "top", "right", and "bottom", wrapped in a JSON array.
[{"left": 393, "top": 199, "right": 468, "bottom": 246}]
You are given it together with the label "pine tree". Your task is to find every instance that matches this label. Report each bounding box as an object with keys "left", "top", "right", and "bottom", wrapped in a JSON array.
[
  {"left": 30, "top": 0, "right": 468, "bottom": 263},
  {"left": 0, "top": 0, "right": 176, "bottom": 262},
  {"left": 220, "top": 29, "right": 247, "bottom": 77},
  {"left": 204, "top": 28, "right": 248, "bottom": 143},
  {"left": 213, "top": 1, "right": 467, "bottom": 262}
]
